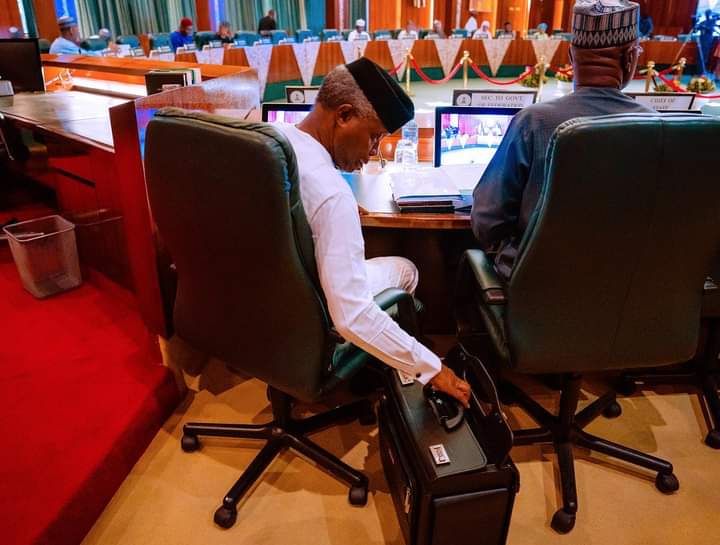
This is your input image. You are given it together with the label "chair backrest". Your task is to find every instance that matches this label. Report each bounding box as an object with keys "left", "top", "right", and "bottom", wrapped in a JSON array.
[
  {"left": 116, "top": 34, "right": 140, "bottom": 48},
  {"left": 194, "top": 31, "right": 216, "bottom": 48},
  {"left": 234, "top": 31, "right": 260, "bottom": 45},
  {"left": 321, "top": 28, "right": 338, "bottom": 41},
  {"left": 296, "top": 29, "right": 313, "bottom": 43},
  {"left": 374, "top": 29, "right": 391, "bottom": 40},
  {"left": 149, "top": 33, "right": 170, "bottom": 49},
  {"left": 506, "top": 114, "right": 720, "bottom": 374},
  {"left": 451, "top": 28, "right": 468, "bottom": 38},
  {"left": 270, "top": 30, "right": 288, "bottom": 44},
  {"left": 143, "top": 109, "right": 335, "bottom": 402},
  {"left": 38, "top": 38, "right": 51, "bottom": 53},
  {"left": 80, "top": 37, "right": 107, "bottom": 51}
]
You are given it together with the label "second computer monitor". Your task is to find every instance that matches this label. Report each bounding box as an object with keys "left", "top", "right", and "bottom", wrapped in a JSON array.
[
  {"left": 434, "top": 106, "right": 520, "bottom": 168},
  {"left": 0, "top": 38, "right": 45, "bottom": 93},
  {"left": 261, "top": 103, "right": 313, "bottom": 124}
]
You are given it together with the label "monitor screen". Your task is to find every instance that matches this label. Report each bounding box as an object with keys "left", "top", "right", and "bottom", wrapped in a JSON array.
[
  {"left": 261, "top": 103, "right": 313, "bottom": 124},
  {"left": 434, "top": 107, "right": 520, "bottom": 167},
  {"left": 0, "top": 39, "right": 45, "bottom": 93}
]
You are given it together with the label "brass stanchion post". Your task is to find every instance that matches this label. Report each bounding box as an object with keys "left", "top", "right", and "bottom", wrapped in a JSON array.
[
  {"left": 537, "top": 56, "right": 547, "bottom": 97},
  {"left": 404, "top": 49, "right": 414, "bottom": 96},
  {"left": 644, "top": 60, "right": 656, "bottom": 93},
  {"left": 462, "top": 50, "right": 470, "bottom": 89}
]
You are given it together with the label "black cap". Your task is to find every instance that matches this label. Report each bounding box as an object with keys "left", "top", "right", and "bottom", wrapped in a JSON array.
[{"left": 345, "top": 57, "right": 414, "bottom": 133}]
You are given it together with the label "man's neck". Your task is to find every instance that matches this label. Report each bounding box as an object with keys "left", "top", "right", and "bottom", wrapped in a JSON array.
[{"left": 297, "top": 114, "right": 334, "bottom": 159}]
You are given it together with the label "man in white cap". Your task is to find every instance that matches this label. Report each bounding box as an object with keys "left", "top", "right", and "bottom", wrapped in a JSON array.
[
  {"left": 348, "top": 19, "right": 371, "bottom": 41},
  {"left": 471, "top": 0, "right": 654, "bottom": 279},
  {"left": 49, "top": 16, "right": 88, "bottom": 55}
]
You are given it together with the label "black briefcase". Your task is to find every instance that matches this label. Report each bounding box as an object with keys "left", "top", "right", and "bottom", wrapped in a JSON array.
[{"left": 379, "top": 344, "right": 519, "bottom": 545}]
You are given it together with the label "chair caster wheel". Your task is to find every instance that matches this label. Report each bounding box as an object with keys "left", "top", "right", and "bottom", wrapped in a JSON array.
[
  {"left": 181, "top": 434, "right": 200, "bottom": 452},
  {"left": 616, "top": 377, "right": 637, "bottom": 397},
  {"left": 602, "top": 400, "right": 622, "bottom": 419},
  {"left": 214, "top": 505, "right": 237, "bottom": 528},
  {"left": 655, "top": 472, "right": 679, "bottom": 494},
  {"left": 348, "top": 485, "right": 368, "bottom": 506},
  {"left": 550, "top": 508, "right": 576, "bottom": 534},
  {"left": 705, "top": 430, "right": 720, "bottom": 449}
]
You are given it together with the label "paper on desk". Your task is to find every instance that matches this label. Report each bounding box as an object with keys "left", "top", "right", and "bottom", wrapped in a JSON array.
[{"left": 389, "top": 168, "right": 461, "bottom": 203}]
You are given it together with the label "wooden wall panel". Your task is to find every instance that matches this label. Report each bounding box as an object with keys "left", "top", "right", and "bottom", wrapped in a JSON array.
[
  {"left": 33, "top": 0, "right": 59, "bottom": 40},
  {"left": 400, "top": 1, "right": 434, "bottom": 30},
  {"left": 0, "top": 0, "right": 22, "bottom": 37},
  {"left": 638, "top": 0, "right": 699, "bottom": 36},
  {"left": 195, "top": 0, "right": 211, "bottom": 31},
  {"left": 369, "top": 0, "right": 400, "bottom": 31}
]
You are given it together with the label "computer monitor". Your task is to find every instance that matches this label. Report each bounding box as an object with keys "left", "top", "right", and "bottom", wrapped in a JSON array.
[
  {"left": 261, "top": 103, "right": 313, "bottom": 124},
  {"left": 0, "top": 38, "right": 45, "bottom": 93},
  {"left": 433, "top": 106, "right": 520, "bottom": 168}
]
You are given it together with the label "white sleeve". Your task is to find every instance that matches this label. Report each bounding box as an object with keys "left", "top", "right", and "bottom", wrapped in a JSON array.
[{"left": 309, "top": 189, "right": 441, "bottom": 384}]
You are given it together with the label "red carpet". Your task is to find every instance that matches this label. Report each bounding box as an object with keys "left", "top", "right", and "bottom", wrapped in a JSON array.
[{"left": 0, "top": 245, "right": 181, "bottom": 545}]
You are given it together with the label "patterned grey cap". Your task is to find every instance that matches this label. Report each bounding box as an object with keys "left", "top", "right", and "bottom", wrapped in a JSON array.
[{"left": 572, "top": 0, "right": 639, "bottom": 48}]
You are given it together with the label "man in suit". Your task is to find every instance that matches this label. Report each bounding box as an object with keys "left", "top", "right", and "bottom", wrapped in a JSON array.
[
  {"left": 258, "top": 9, "right": 277, "bottom": 35},
  {"left": 471, "top": 0, "right": 654, "bottom": 279}
]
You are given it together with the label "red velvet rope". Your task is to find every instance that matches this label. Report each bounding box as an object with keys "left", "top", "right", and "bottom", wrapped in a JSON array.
[
  {"left": 468, "top": 62, "right": 533, "bottom": 85},
  {"left": 657, "top": 73, "right": 720, "bottom": 98},
  {"left": 550, "top": 65, "right": 572, "bottom": 76},
  {"left": 410, "top": 58, "right": 462, "bottom": 84},
  {"left": 387, "top": 60, "right": 405, "bottom": 76}
]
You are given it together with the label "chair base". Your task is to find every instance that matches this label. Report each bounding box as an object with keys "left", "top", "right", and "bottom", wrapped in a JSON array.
[
  {"left": 506, "top": 374, "right": 678, "bottom": 534},
  {"left": 181, "top": 387, "right": 375, "bottom": 529}
]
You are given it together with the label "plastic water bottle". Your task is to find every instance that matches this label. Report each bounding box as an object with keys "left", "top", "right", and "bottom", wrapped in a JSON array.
[{"left": 394, "top": 119, "right": 418, "bottom": 167}]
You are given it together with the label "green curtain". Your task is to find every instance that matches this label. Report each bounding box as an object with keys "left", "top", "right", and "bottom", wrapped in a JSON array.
[
  {"left": 20, "top": 0, "right": 39, "bottom": 37},
  {"left": 349, "top": 0, "right": 367, "bottom": 30},
  {"left": 75, "top": 0, "right": 197, "bottom": 37},
  {"left": 226, "top": 0, "right": 263, "bottom": 32},
  {"left": 226, "top": 0, "right": 302, "bottom": 34}
]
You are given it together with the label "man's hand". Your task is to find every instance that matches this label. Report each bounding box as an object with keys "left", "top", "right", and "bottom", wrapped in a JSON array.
[{"left": 430, "top": 364, "right": 471, "bottom": 408}]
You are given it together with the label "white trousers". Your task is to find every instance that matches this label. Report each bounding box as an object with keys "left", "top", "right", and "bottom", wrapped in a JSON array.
[{"left": 365, "top": 256, "right": 419, "bottom": 297}]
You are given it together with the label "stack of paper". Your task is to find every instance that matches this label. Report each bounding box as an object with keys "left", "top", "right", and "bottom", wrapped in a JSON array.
[{"left": 390, "top": 169, "right": 469, "bottom": 213}]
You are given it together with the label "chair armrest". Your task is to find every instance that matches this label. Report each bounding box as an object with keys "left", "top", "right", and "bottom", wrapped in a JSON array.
[
  {"left": 463, "top": 249, "right": 506, "bottom": 304},
  {"left": 374, "top": 288, "right": 420, "bottom": 337}
]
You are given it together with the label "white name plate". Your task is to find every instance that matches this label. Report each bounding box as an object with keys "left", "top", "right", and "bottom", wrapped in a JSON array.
[
  {"left": 286, "top": 86, "right": 320, "bottom": 104},
  {"left": 453, "top": 89, "right": 537, "bottom": 108},
  {"left": 627, "top": 92, "right": 696, "bottom": 111}
]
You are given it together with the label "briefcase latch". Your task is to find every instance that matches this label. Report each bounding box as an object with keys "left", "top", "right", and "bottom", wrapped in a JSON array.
[{"left": 429, "top": 444, "right": 451, "bottom": 465}]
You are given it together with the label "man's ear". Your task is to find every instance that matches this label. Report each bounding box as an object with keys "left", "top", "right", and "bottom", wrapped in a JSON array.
[{"left": 335, "top": 104, "right": 355, "bottom": 127}]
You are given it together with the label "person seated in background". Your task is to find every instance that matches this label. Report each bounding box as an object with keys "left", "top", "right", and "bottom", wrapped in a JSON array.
[
  {"left": 273, "top": 57, "right": 471, "bottom": 406},
  {"left": 498, "top": 21, "right": 515, "bottom": 38},
  {"left": 348, "top": 19, "right": 371, "bottom": 41},
  {"left": 170, "top": 17, "right": 194, "bottom": 51},
  {"left": 639, "top": 12, "right": 653, "bottom": 38},
  {"left": 471, "top": 0, "right": 653, "bottom": 279},
  {"left": 258, "top": 9, "right": 277, "bottom": 35},
  {"left": 473, "top": 20, "right": 493, "bottom": 39},
  {"left": 8, "top": 26, "right": 23, "bottom": 39},
  {"left": 536, "top": 22, "right": 550, "bottom": 39},
  {"left": 97, "top": 28, "right": 111, "bottom": 43},
  {"left": 464, "top": 9, "right": 479, "bottom": 33},
  {"left": 215, "top": 21, "right": 235, "bottom": 44},
  {"left": 429, "top": 19, "right": 446, "bottom": 38},
  {"left": 50, "top": 16, "right": 89, "bottom": 54},
  {"left": 398, "top": 20, "right": 418, "bottom": 39}
]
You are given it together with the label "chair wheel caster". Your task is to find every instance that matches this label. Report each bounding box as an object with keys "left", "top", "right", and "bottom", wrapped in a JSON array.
[
  {"left": 615, "top": 377, "right": 637, "bottom": 397},
  {"left": 348, "top": 484, "right": 368, "bottom": 506},
  {"left": 550, "top": 508, "right": 576, "bottom": 534},
  {"left": 602, "top": 400, "right": 622, "bottom": 419},
  {"left": 705, "top": 430, "right": 720, "bottom": 449},
  {"left": 181, "top": 434, "right": 200, "bottom": 452},
  {"left": 655, "top": 472, "right": 679, "bottom": 494},
  {"left": 214, "top": 505, "right": 238, "bottom": 528}
]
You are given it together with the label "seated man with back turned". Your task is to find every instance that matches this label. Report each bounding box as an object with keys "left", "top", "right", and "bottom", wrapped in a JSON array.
[
  {"left": 275, "top": 58, "right": 471, "bottom": 406},
  {"left": 471, "top": 0, "right": 653, "bottom": 279}
]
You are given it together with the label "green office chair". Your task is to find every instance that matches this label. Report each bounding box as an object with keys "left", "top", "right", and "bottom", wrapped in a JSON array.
[
  {"left": 234, "top": 31, "right": 260, "bottom": 45},
  {"left": 38, "top": 38, "right": 51, "bottom": 53},
  {"left": 194, "top": 31, "right": 216, "bottom": 48},
  {"left": 149, "top": 32, "right": 170, "bottom": 50},
  {"left": 143, "top": 109, "right": 422, "bottom": 529},
  {"left": 80, "top": 37, "right": 107, "bottom": 52},
  {"left": 116, "top": 34, "right": 140, "bottom": 48},
  {"left": 456, "top": 114, "right": 720, "bottom": 533},
  {"left": 618, "top": 261, "right": 720, "bottom": 449}
]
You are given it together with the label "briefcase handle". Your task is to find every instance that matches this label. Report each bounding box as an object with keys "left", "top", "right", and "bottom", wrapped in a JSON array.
[{"left": 446, "top": 343, "right": 514, "bottom": 463}]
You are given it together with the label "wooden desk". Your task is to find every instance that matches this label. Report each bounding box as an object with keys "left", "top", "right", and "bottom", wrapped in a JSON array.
[{"left": 0, "top": 90, "right": 131, "bottom": 286}]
